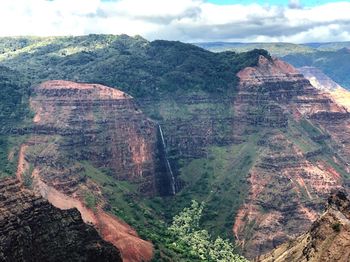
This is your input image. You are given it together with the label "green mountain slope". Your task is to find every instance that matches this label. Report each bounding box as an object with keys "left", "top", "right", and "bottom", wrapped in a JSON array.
[
  {"left": 196, "top": 42, "right": 315, "bottom": 56},
  {"left": 0, "top": 35, "right": 269, "bottom": 97},
  {"left": 0, "top": 66, "right": 30, "bottom": 178}
]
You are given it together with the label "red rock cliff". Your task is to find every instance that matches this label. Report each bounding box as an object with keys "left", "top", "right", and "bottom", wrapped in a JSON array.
[
  {"left": 233, "top": 56, "right": 350, "bottom": 258},
  {"left": 19, "top": 80, "right": 162, "bottom": 262},
  {"left": 30, "top": 80, "right": 160, "bottom": 194}
]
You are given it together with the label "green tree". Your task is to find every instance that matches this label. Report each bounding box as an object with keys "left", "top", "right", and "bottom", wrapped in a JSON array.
[{"left": 168, "top": 200, "right": 248, "bottom": 262}]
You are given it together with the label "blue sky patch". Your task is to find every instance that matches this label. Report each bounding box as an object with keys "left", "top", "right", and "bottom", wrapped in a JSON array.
[{"left": 206, "top": 0, "right": 344, "bottom": 6}]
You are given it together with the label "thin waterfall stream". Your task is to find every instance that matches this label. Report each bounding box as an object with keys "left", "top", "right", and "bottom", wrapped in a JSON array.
[{"left": 158, "top": 125, "right": 176, "bottom": 195}]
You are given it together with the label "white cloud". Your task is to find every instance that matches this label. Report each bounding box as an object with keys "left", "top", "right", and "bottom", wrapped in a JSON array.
[{"left": 0, "top": 0, "right": 350, "bottom": 43}]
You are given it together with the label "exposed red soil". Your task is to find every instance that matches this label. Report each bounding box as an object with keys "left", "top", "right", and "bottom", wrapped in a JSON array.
[
  {"left": 16, "top": 143, "right": 154, "bottom": 262},
  {"left": 31, "top": 169, "right": 153, "bottom": 262},
  {"left": 16, "top": 144, "right": 28, "bottom": 183},
  {"left": 38, "top": 80, "right": 131, "bottom": 99},
  {"left": 237, "top": 56, "right": 300, "bottom": 81}
]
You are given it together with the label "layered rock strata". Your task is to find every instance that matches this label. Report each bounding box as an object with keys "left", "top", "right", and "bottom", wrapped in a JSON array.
[
  {"left": 30, "top": 80, "right": 169, "bottom": 196},
  {"left": 233, "top": 56, "right": 350, "bottom": 258},
  {"left": 21, "top": 80, "right": 158, "bottom": 262}
]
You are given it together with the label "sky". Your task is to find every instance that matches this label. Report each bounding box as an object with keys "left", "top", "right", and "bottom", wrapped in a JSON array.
[
  {"left": 0, "top": 0, "right": 350, "bottom": 43},
  {"left": 207, "top": 0, "right": 341, "bottom": 5}
]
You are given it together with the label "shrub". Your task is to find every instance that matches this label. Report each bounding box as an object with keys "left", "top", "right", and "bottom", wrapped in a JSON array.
[{"left": 332, "top": 222, "right": 341, "bottom": 232}]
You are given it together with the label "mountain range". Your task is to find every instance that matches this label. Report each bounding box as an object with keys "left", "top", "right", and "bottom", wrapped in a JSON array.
[{"left": 196, "top": 41, "right": 350, "bottom": 91}]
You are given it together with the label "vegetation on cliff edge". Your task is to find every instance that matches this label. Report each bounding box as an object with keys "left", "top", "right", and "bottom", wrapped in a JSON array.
[{"left": 0, "top": 35, "right": 270, "bottom": 97}]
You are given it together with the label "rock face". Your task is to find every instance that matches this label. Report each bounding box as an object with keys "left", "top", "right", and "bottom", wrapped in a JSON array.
[
  {"left": 256, "top": 191, "right": 350, "bottom": 262},
  {"left": 139, "top": 93, "right": 236, "bottom": 160},
  {"left": 298, "top": 66, "right": 350, "bottom": 111},
  {"left": 30, "top": 80, "right": 172, "bottom": 196},
  {"left": 0, "top": 177, "right": 122, "bottom": 262},
  {"left": 136, "top": 56, "right": 350, "bottom": 259},
  {"left": 233, "top": 56, "right": 350, "bottom": 258},
  {"left": 21, "top": 80, "right": 158, "bottom": 262}
]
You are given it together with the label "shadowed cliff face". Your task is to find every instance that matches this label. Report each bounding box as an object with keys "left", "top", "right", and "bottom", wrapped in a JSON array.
[
  {"left": 20, "top": 80, "right": 163, "bottom": 262},
  {"left": 0, "top": 178, "right": 122, "bottom": 262},
  {"left": 233, "top": 56, "right": 350, "bottom": 258},
  {"left": 256, "top": 191, "right": 350, "bottom": 262}
]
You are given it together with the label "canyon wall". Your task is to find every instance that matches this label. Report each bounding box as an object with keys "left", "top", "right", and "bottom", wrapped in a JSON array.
[
  {"left": 256, "top": 191, "right": 350, "bottom": 262},
  {"left": 30, "top": 80, "right": 172, "bottom": 196},
  {"left": 135, "top": 56, "right": 350, "bottom": 259},
  {"left": 232, "top": 56, "right": 350, "bottom": 258},
  {"left": 298, "top": 66, "right": 350, "bottom": 112},
  {"left": 20, "top": 80, "right": 162, "bottom": 262}
]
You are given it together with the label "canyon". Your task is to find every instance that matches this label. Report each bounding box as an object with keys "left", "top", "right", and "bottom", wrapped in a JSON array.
[{"left": 0, "top": 36, "right": 350, "bottom": 261}]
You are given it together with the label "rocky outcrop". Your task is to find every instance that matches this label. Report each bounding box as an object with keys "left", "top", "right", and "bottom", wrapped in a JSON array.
[
  {"left": 233, "top": 56, "right": 350, "bottom": 259},
  {"left": 236, "top": 56, "right": 348, "bottom": 121},
  {"left": 30, "top": 80, "right": 171, "bottom": 196},
  {"left": 29, "top": 167, "right": 153, "bottom": 262},
  {"left": 0, "top": 177, "right": 122, "bottom": 262},
  {"left": 21, "top": 80, "right": 157, "bottom": 262},
  {"left": 256, "top": 191, "right": 350, "bottom": 262}
]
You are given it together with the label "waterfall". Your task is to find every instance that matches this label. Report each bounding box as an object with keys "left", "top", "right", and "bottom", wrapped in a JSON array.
[{"left": 158, "top": 125, "right": 176, "bottom": 195}]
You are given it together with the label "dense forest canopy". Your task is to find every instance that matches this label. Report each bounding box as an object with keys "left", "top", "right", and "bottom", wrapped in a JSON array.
[{"left": 0, "top": 35, "right": 270, "bottom": 97}]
